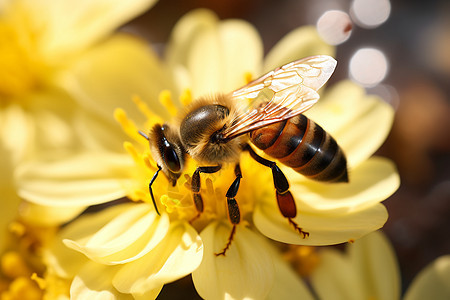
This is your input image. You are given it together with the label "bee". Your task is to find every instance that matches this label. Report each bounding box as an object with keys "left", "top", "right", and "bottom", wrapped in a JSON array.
[{"left": 139, "top": 55, "right": 347, "bottom": 256}]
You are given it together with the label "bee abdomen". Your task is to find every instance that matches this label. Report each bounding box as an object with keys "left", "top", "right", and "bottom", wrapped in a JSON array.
[{"left": 249, "top": 115, "right": 348, "bottom": 182}]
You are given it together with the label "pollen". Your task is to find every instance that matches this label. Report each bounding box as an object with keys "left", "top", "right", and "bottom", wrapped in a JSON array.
[{"left": 159, "top": 90, "right": 178, "bottom": 116}]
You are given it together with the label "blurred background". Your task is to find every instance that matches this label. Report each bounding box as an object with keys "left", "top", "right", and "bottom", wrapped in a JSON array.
[{"left": 124, "top": 0, "right": 450, "bottom": 297}]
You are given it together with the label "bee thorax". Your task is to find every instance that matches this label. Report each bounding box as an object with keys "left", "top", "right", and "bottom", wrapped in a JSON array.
[{"left": 180, "top": 103, "right": 242, "bottom": 164}]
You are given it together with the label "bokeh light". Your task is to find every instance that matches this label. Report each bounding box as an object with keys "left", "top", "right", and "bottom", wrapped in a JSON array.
[
  {"left": 350, "top": 0, "right": 391, "bottom": 28},
  {"left": 349, "top": 48, "right": 389, "bottom": 87},
  {"left": 317, "top": 10, "right": 353, "bottom": 45}
]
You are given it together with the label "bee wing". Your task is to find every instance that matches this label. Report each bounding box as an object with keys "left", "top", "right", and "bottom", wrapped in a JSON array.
[{"left": 221, "top": 55, "right": 337, "bottom": 139}]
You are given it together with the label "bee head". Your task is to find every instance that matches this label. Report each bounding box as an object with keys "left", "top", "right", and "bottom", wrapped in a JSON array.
[{"left": 147, "top": 123, "right": 186, "bottom": 185}]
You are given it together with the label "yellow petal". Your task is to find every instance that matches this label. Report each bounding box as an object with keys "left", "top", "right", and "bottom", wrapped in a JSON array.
[
  {"left": 64, "top": 204, "right": 170, "bottom": 265},
  {"left": 254, "top": 202, "right": 388, "bottom": 245},
  {"left": 70, "top": 261, "right": 133, "bottom": 300},
  {"left": 310, "top": 249, "right": 366, "bottom": 300},
  {"left": 404, "top": 255, "right": 450, "bottom": 300},
  {"left": 310, "top": 231, "right": 400, "bottom": 300},
  {"left": 29, "top": 0, "right": 157, "bottom": 61},
  {"left": 16, "top": 152, "right": 134, "bottom": 207},
  {"left": 0, "top": 103, "right": 32, "bottom": 165},
  {"left": 192, "top": 222, "right": 274, "bottom": 300},
  {"left": 266, "top": 244, "right": 315, "bottom": 300},
  {"left": 166, "top": 9, "right": 218, "bottom": 69},
  {"left": 45, "top": 204, "right": 135, "bottom": 278},
  {"left": 19, "top": 201, "right": 87, "bottom": 226},
  {"left": 306, "top": 80, "right": 394, "bottom": 167},
  {"left": 289, "top": 157, "right": 399, "bottom": 214},
  {"left": 59, "top": 34, "right": 172, "bottom": 123},
  {"left": 348, "top": 231, "right": 401, "bottom": 300},
  {"left": 112, "top": 221, "right": 202, "bottom": 295},
  {"left": 187, "top": 18, "right": 263, "bottom": 96},
  {"left": 264, "top": 26, "right": 335, "bottom": 72}
]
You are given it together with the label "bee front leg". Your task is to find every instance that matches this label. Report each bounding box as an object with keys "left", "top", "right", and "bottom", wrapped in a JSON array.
[
  {"left": 149, "top": 166, "right": 162, "bottom": 215},
  {"left": 215, "top": 164, "right": 242, "bottom": 256},
  {"left": 190, "top": 165, "right": 222, "bottom": 222},
  {"left": 245, "top": 145, "right": 309, "bottom": 239}
]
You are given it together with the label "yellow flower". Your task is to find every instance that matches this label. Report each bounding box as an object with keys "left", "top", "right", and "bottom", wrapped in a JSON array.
[
  {"left": 16, "top": 9, "right": 400, "bottom": 299},
  {"left": 0, "top": 0, "right": 157, "bottom": 164},
  {"left": 308, "top": 230, "right": 450, "bottom": 300}
]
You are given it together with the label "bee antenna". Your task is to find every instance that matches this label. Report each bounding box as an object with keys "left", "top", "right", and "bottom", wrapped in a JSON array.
[{"left": 138, "top": 130, "right": 149, "bottom": 140}]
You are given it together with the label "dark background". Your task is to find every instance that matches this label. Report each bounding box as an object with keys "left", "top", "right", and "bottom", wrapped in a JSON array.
[{"left": 125, "top": 0, "right": 450, "bottom": 298}]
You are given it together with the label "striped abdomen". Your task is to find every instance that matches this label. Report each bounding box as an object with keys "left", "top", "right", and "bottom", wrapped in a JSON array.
[{"left": 249, "top": 114, "right": 348, "bottom": 182}]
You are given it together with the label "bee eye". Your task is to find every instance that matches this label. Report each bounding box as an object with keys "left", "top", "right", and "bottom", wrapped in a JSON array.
[{"left": 163, "top": 142, "right": 181, "bottom": 173}]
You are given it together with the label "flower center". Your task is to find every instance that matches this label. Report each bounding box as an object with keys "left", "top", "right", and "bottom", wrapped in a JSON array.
[
  {"left": 115, "top": 90, "right": 274, "bottom": 231},
  {"left": 0, "top": 6, "right": 43, "bottom": 100}
]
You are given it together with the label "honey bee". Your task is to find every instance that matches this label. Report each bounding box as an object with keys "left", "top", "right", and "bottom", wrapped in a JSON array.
[{"left": 139, "top": 55, "right": 347, "bottom": 256}]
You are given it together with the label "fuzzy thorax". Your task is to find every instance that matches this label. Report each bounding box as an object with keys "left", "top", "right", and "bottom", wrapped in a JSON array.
[{"left": 179, "top": 95, "right": 245, "bottom": 165}]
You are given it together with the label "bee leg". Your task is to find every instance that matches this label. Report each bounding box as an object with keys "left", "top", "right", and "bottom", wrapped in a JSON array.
[
  {"left": 245, "top": 145, "right": 309, "bottom": 239},
  {"left": 190, "top": 165, "right": 222, "bottom": 222},
  {"left": 215, "top": 164, "right": 242, "bottom": 256},
  {"left": 149, "top": 166, "right": 162, "bottom": 215}
]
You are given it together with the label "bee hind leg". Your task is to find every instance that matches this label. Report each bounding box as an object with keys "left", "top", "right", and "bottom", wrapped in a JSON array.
[
  {"left": 244, "top": 145, "right": 309, "bottom": 239},
  {"left": 189, "top": 165, "right": 222, "bottom": 223},
  {"left": 215, "top": 164, "right": 242, "bottom": 256}
]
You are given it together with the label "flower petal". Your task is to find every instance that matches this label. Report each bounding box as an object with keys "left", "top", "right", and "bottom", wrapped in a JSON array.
[
  {"left": 348, "top": 231, "right": 401, "bottom": 300},
  {"left": 404, "top": 255, "right": 450, "bottom": 300},
  {"left": 310, "top": 249, "right": 366, "bottom": 300},
  {"left": 289, "top": 157, "right": 399, "bottom": 213},
  {"left": 45, "top": 203, "right": 135, "bottom": 278},
  {"left": 254, "top": 201, "right": 388, "bottom": 245},
  {"left": 59, "top": 34, "right": 172, "bottom": 123},
  {"left": 16, "top": 152, "right": 134, "bottom": 207},
  {"left": 64, "top": 204, "right": 170, "bottom": 265},
  {"left": 267, "top": 246, "right": 315, "bottom": 300},
  {"left": 168, "top": 9, "right": 263, "bottom": 97},
  {"left": 112, "top": 221, "right": 202, "bottom": 295},
  {"left": 166, "top": 9, "right": 218, "bottom": 69},
  {"left": 0, "top": 103, "right": 33, "bottom": 165},
  {"left": 264, "top": 26, "right": 335, "bottom": 72},
  {"left": 19, "top": 202, "right": 87, "bottom": 226},
  {"left": 192, "top": 222, "right": 274, "bottom": 300},
  {"left": 310, "top": 231, "right": 401, "bottom": 300},
  {"left": 70, "top": 261, "right": 133, "bottom": 300},
  {"left": 306, "top": 80, "right": 395, "bottom": 167},
  {"left": 29, "top": 0, "right": 157, "bottom": 60}
]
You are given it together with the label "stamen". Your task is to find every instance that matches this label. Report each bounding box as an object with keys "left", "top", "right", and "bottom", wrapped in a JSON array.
[
  {"left": 159, "top": 90, "right": 178, "bottom": 116},
  {"left": 142, "top": 154, "right": 157, "bottom": 170},
  {"left": 123, "top": 142, "right": 141, "bottom": 163},
  {"left": 31, "top": 273, "right": 46, "bottom": 290},
  {"left": 132, "top": 95, "right": 162, "bottom": 123},
  {"left": 180, "top": 88, "right": 193, "bottom": 107},
  {"left": 1, "top": 251, "right": 31, "bottom": 278},
  {"left": 244, "top": 71, "right": 253, "bottom": 84},
  {"left": 114, "top": 108, "right": 143, "bottom": 143},
  {"left": 8, "top": 221, "right": 26, "bottom": 237}
]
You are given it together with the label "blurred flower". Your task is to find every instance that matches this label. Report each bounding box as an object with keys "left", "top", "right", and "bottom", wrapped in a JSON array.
[
  {"left": 16, "top": 9, "right": 399, "bottom": 299},
  {"left": 0, "top": 217, "right": 71, "bottom": 300},
  {"left": 302, "top": 230, "right": 450, "bottom": 300},
  {"left": 0, "top": 0, "right": 157, "bottom": 164}
]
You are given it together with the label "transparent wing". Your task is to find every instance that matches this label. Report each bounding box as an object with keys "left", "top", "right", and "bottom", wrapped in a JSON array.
[{"left": 221, "top": 55, "right": 337, "bottom": 139}]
